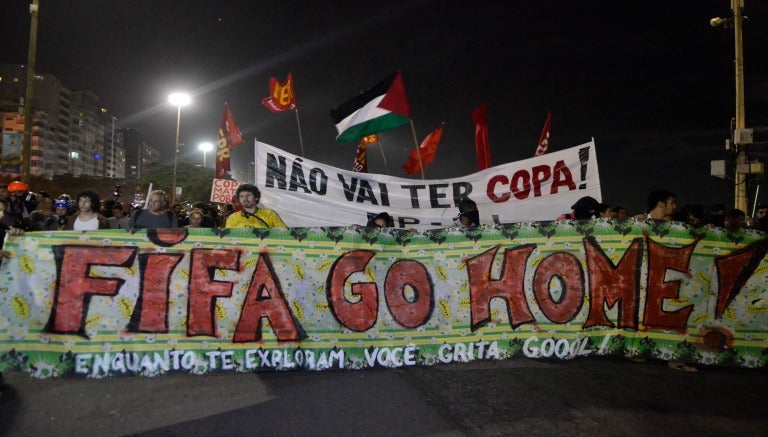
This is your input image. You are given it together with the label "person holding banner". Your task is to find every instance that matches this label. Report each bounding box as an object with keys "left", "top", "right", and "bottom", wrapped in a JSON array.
[
  {"left": 129, "top": 190, "right": 178, "bottom": 229},
  {"left": 0, "top": 202, "right": 23, "bottom": 398},
  {"left": 64, "top": 191, "right": 109, "bottom": 230},
  {"left": 225, "top": 184, "right": 286, "bottom": 229}
]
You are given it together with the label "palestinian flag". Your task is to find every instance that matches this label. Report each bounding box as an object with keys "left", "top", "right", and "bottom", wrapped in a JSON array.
[{"left": 330, "top": 72, "right": 411, "bottom": 143}]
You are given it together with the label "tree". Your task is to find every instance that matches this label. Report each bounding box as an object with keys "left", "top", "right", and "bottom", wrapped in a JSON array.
[{"left": 138, "top": 162, "right": 215, "bottom": 204}]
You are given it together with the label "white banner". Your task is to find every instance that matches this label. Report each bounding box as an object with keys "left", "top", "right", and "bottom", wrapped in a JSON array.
[{"left": 254, "top": 140, "right": 602, "bottom": 230}]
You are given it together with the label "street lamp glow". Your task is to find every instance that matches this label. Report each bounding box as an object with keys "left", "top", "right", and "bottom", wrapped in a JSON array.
[
  {"left": 169, "top": 92, "right": 192, "bottom": 205},
  {"left": 198, "top": 141, "right": 214, "bottom": 167},
  {"left": 168, "top": 92, "right": 191, "bottom": 107}
]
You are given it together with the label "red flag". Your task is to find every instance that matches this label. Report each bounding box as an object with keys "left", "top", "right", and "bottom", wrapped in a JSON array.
[
  {"left": 403, "top": 123, "right": 444, "bottom": 175},
  {"left": 262, "top": 73, "right": 297, "bottom": 112},
  {"left": 352, "top": 134, "right": 379, "bottom": 173},
  {"left": 216, "top": 105, "right": 244, "bottom": 179},
  {"left": 534, "top": 111, "right": 551, "bottom": 156},
  {"left": 471, "top": 104, "right": 490, "bottom": 171}
]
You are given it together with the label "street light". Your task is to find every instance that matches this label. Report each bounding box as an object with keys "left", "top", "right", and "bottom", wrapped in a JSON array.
[
  {"left": 168, "top": 92, "right": 191, "bottom": 205},
  {"left": 198, "top": 141, "right": 213, "bottom": 167}
]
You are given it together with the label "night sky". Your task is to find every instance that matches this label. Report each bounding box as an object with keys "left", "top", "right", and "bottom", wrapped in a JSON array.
[{"left": 3, "top": 0, "right": 768, "bottom": 214}]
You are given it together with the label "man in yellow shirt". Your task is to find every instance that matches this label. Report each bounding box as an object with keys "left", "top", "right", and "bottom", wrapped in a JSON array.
[{"left": 225, "top": 184, "right": 287, "bottom": 228}]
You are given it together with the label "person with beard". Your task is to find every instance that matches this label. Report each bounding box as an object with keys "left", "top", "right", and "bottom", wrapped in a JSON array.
[{"left": 225, "top": 184, "right": 286, "bottom": 228}]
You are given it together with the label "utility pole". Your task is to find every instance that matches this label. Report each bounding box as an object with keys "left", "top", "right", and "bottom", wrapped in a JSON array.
[
  {"left": 731, "top": 0, "right": 749, "bottom": 213},
  {"left": 732, "top": 0, "right": 747, "bottom": 212},
  {"left": 21, "top": 0, "right": 40, "bottom": 183}
]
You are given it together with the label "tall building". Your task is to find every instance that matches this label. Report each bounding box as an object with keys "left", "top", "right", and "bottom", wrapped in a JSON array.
[
  {"left": 99, "top": 109, "right": 125, "bottom": 179},
  {"left": 120, "top": 127, "right": 159, "bottom": 180},
  {"left": 0, "top": 63, "right": 129, "bottom": 179}
]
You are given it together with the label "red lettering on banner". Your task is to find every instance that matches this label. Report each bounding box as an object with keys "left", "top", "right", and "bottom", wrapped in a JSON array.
[
  {"left": 486, "top": 175, "right": 510, "bottom": 202},
  {"left": 384, "top": 260, "right": 434, "bottom": 328},
  {"left": 532, "top": 252, "right": 584, "bottom": 323},
  {"left": 187, "top": 249, "right": 241, "bottom": 337},
  {"left": 510, "top": 170, "right": 531, "bottom": 199},
  {"left": 128, "top": 253, "right": 184, "bottom": 333},
  {"left": 234, "top": 252, "right": 306, "bottom": 342},
  {"left": 486, "top": 161, "right": 575, "bottom": 203},
  {"left": 551, "top": 160, "right": 576, "bottom": 193},
  {"left": 531, "top": 165, "right": 551, "bottom": 198},
  {"left": 583, "top": 237, "right": 643, "bottom": 329},
  {"left": 714, "top": 241, "right": 768, "bottom": 318},
  {"left": 467, "top": 245, "right": 536, "bottom": 330},
  {"left": 643, "top": 238, "right": 696, "bottom": 332},
  {"left": 45, "top": 245, "right": 138, "bottom": 337},
  {"left": 326, "top": 250, "right": 378, "bottom": 331}
]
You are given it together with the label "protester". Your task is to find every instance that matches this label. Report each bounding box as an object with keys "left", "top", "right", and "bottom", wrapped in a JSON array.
[
  {"left": 611, "top": 206, "right": 628, "bottom": 220},
  {"left": 748, "top": 204, "right": 768, "bottom": 231},
  {"left": 597, "top": 203, "right": 612, "bottom": 218},
  {"left": 456, "top": 198, "right": 480, "bottom": 227},
  {"left": 108, "top": 203, "right": 131, "bottom": 230},
  {"left": 570, "top": 196, "right": 600, "bottom": 220},
  {"left": 0, "top": 204, "right": 23, "bottom": 398},
  {"left": 366, "top": 212, "right": 394, "bottom": 227},
  {"left": 172, "top": 203, "right": 187, "bottom": 226},
  {"left": 129, "top": 190, "right": 178, "bottom": 229},
  {"left": 53, "top": 198, "right": 71, "bottom": 230},
  {"left": 29, "top": 194, "right": 58, "bottom": 231},
  {"left": 6, "top": 180, "right": 32, "bottom": 229},
  {"left": 724, "top": 208, "right": 747, "bottom": 232},
  {"left": 224, "top": 184, "right": 286, "bottom": 228},
  {"left": 65, "top": 191, "right": 109, "bottom": 230},
  {"left": 704, "top": 203, "right": 726, "bottom": 228},
  {"left": 673, "top": 204, "right": 704, "bottom": 227},
  {"left": 190, "top": 202, "right": 217, "bottom": 227},
  {"left": 185, "top": 208, "right": 205, "bottom": 228},
  {"left": 645, "top": 190, "right": 676, "bottom": 221}
]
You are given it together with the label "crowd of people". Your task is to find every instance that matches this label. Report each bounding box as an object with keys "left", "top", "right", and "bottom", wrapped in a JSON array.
[
  {"left": 0, "top": 181, "right": 243, "bottom": 233},
  {"left": 0, "top": 180, "right": 765, "bottom": 235}
]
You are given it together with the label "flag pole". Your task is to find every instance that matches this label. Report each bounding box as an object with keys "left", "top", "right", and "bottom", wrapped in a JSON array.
[
  {"left": 409, "top": 120, "right": 425, "bottom": 180},
  {"left": 376, "top": 138, "right": 389, "bottom": 174},
  {"left": 294, "top": 108, "right": 305, "bottom": 157}
]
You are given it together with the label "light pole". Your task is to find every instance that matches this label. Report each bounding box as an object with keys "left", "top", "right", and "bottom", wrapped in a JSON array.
[
  {"left": 198, "top": 142, "right": 213, "bottom": 167},
  {"left": 168, "top": 92, "right": 191, "bottom": 205},
  {"left": 110, "top": 115, "right": 117, "bottom": 178},
  {"left": 21, "top": 0, "right": 40, "bottom": 183},
  {"left": 711, "top": 1, "right": 747, "bottom": 212}
]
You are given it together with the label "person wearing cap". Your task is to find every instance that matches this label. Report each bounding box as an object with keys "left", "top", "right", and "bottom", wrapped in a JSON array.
[
  {"left": 53, "top": 198, "right": 72, "bottom": 230},
  {"left": 6, "top": 181, "right": 33, "bottom": 229},
  {"left": 225, "top": 184, "right": 286, "bottom": 228},
  {"left": 571, "top": 196, "right": 600, "bottom": 220}
]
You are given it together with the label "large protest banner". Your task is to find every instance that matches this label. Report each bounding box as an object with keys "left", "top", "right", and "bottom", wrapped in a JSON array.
[
  {"left": 254, "top": 140, "right": 602, "bottom": 230},
  {"left": 0, "top": 220, "right": 766, "bottom": 379}
]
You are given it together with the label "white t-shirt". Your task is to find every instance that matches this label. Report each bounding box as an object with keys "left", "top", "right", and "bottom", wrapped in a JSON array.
[{"left": 74, "top": 215, "right": 100, "bottom": 230}]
